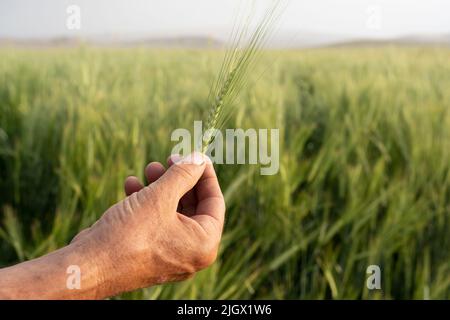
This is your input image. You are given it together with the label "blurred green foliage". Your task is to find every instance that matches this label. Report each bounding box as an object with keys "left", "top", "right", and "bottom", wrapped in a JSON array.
[{"left": 0, "top": 46, "right": 449, "bottom": 299}]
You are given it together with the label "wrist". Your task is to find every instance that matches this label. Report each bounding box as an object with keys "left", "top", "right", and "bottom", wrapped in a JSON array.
[
  {"left": 70, "top": 234, "right": 155, "bottom": 298},
  {"left": 63, "top": 240, "right": 105, "bottom": 299}
]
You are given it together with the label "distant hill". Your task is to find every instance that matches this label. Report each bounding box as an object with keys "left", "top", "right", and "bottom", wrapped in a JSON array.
[
  {"left": 1, "top": 33, "right": 449, "bottom": 49},
  {"left": 0, "top": 36, "right": 223, "bottom": 48},
  {"left": 330, "top": 34, "right": 450, "bottom": 48}
]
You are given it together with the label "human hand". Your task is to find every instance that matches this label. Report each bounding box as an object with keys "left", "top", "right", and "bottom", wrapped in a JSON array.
[{"left": 72, "top": 152, "right": 225, "bottom": 298}]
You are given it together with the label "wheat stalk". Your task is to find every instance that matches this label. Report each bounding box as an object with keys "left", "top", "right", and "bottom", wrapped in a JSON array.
[{"left": 202, "top": 0, "right": 286, "bottom": 153}]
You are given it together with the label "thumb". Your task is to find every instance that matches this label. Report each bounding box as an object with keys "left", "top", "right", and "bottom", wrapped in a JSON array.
[{"left": 154, "top": 152, "right": 207, "bottom": 199}]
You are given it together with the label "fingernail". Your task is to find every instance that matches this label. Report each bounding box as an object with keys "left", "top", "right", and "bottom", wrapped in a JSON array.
[
  {"left": 178, "top": 152, "right": 206, "bottom": 165},
  {"left": 169, "top": 154, "right": 182, "bottom": 164}
]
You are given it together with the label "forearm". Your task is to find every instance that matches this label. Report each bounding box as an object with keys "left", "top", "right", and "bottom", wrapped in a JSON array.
[{"left": 0, "top": 242, "right": 103, "bottom": 299}]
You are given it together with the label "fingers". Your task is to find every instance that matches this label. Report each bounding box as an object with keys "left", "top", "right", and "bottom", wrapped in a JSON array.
[
  {"left": 194, "top": 161, "right": 225, "bottom": 229},
  {"left": 127, "top": 153, "right": 225, "bottom": 236},
  {"left": 124, "top": 176, "right": 144, "bottom": 196},
  {"left": 145, "top": 162, "right": 166, "bottom": 183},
  {"left": 167, "top": 154, "right": 181, "bottom": 166},
  {"left": 166, "top": 152, "right": 225, "bottom": 232},
  {"left": 168, "top": 154, "right": 197, "bottom": 216},
  {"left": 125, "top": 162, "right": 166, "bottom": 196},
  {"left": 154, "top": 152, "right": 207, "bottom": 200}
]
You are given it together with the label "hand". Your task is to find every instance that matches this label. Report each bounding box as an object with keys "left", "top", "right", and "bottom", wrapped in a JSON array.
[{"left": 72, "top": 152, "right": 225, "bottom": 298}]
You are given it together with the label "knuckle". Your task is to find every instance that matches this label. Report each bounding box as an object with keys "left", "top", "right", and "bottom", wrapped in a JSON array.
[
  {"left": 199, "top": 251, "right": 218, "bottom": 269},
  {"left": 139, "top": 184, "right": 157, "bottom": 203},
  {"left": 138, "top": 185, "right": 166, "bottom": 215},
  {"left": 181, "top": 220, "right": 221, "bottom": 270},
  {"left": 192, "top": 242, "right": 219, "bottom": 270}
]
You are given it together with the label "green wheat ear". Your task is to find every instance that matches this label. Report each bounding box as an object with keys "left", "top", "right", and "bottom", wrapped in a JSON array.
[{"left": 202, "top": 0, "right": 286, "bottom": 153}]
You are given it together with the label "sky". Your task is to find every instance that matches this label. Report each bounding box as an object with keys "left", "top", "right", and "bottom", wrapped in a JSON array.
[{"left": 1, "top": 0, "right": 449, "bottom": 40}]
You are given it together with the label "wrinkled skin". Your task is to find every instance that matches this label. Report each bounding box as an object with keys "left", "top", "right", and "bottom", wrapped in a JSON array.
[{"left": 0, "top": 153, "right": 225, "bottom": 299}]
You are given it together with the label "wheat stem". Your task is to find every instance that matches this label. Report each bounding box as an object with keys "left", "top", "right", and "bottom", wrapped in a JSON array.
[{"left": 202, "top": 0, "right": 286, "bottom": 153}]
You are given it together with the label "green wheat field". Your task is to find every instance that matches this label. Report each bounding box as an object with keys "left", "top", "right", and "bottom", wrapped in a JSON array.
[{"left": 0, "top": 46, "right": 449, "bottom": 299}]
